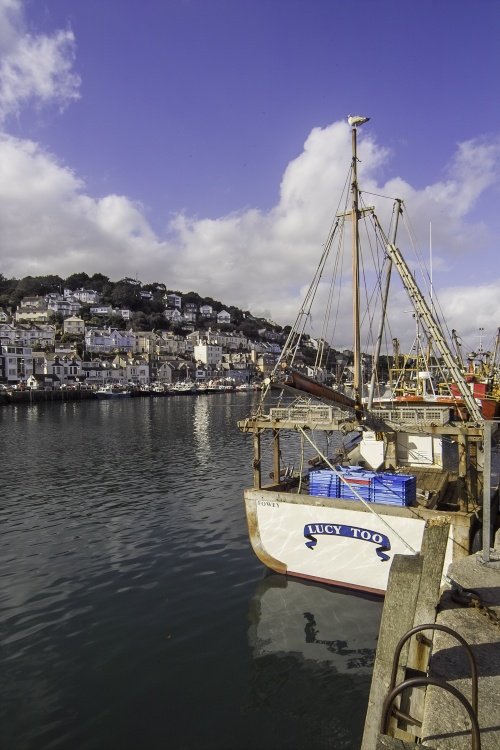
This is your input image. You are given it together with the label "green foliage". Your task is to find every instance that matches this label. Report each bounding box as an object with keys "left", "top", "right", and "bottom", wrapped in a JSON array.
[
  {"left": 3, "top": 273, "right": 287, "bottom": 342},
  {"left": 88, "top": 273, "right": 110, "bottom": 293},
  {"left": 65, "top": 272, "right": 90, "bottom": 290}
]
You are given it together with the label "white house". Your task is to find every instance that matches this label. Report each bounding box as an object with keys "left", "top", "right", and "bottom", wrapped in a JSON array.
[
  {"left": 64, "top": 288, "right": 101, "bottom": 304},
  {"left": 217, "top": 309, "right": 231, "bottom": 325},
  {"left": 85, "top": 328, "right": 135, "bottom": 353},
  {"left": 159, "top": 333, "right": 191, "bottom": 356},
  {"left": 1, "top": 344, "right": 34, "bottom": 383},
  {"left": 165, "top": 293, "right": 182, "bottom": 308},
  {"left": 0, "top": 323, "right": 56, "bottom": 348},
  {"left": 164, "top": 308, "right": 184, "bottom": 323},
  {"left": 47, "top": 297, "right": 81, "bottom": 317},
  {"left": 134, "top": 331, "right": 160, "bottom": 354},
  {"left": 33, "top": 353, "right": 84, "bottom": 385},
  {"left": 63, "top": 316, "right": 85, "bottom": 336},
  {"left": 15, "top": 305, "right": 49, "bottom": 323},
  {"left": 199, "top": 304, "right": 214, "bottom": 318},
  {"left": 90, "top": 305, "right": 113, "bottom": 316},
  {"left": 194, "top": 343, "right": 222, "bottom": 366}
]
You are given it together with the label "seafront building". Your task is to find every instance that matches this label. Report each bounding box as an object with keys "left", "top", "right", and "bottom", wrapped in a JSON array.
[
  {"left": 0, "top": 310, "right": 283, "bottom": 389},
  {"left": 1, "top": 294, "right": 365, "bottom": 390}
]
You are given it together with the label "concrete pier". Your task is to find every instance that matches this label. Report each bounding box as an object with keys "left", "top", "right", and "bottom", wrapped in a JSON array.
[
  {"left": 367, "top": 534, "right": 500, "bottom": 750},
  {"left": 420, "top": 547, "right": 500, "bottom": 748}
]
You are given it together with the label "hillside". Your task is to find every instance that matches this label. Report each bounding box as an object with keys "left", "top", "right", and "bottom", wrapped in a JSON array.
[{"left": 0, "top": 272, "right": 285, "bottom": 339}]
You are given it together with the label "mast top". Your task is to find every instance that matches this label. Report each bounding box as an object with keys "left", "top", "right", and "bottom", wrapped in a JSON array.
[{"left": 347, "top": 114, "right": 370, "bottom": 128}]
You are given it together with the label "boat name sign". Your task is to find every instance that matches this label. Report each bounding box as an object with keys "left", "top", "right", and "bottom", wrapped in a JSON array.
[{"left": 304, "top": 523, "right": 391, "bottom": 561}]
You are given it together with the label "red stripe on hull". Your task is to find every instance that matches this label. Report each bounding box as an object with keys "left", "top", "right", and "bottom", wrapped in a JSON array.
[{"left": 287, "top": 569, "right": 385, "bottom": 597}]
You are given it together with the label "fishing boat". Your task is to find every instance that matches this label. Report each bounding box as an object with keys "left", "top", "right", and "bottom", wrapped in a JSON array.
[
  {"left": 150, "top": 383, "right": 170, "bottom": 396},
  {"left": 235, "top": 382, "right": 254, "bottom": 392},
  {"left": 238, "top": 117, "right": 499, "bottom": 595},
  {"left": 375, "top": 329, "right": 500, "bottom": 419},
  {"left": 169, "top": 381, "right": 198, "bottom": 395},
  {"left": 95, "top": 384, "right": 131, "bottom": 399}
]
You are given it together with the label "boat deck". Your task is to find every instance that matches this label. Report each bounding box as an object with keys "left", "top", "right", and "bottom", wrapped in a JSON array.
[
  {"left": 288, "top": 465, "right": 458, "bottom": 508},
  {"left": 405, "top": 466, "right": 458, "bottom": 509}
]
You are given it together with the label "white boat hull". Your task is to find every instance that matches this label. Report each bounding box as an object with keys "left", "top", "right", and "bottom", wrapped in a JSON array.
[{"left": 245, "top": 488, "right": 467, "bottom": 595}]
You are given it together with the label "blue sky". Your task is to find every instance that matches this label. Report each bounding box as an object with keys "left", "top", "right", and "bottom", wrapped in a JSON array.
[{"left": 1, "top": 0, "right": 500, "bottom": 352}]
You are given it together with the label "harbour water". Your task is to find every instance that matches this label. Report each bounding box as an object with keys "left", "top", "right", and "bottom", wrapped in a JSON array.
[{"left": 1, "top": 393, "right": 383, "bottom": 750}]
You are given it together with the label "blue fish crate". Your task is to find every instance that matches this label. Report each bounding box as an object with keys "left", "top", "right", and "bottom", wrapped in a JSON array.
[
  {"left": 371, "top": 473, "right": 416, "bottom": 506},
  {"left": 309, "top": 469, "right": 341, "bottom": 498},
  {"left": 337, "top": 467, "right": 374, "bottom": 501}
]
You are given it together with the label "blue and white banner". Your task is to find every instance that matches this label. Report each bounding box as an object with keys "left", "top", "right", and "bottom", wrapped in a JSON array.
[{"left": 304, "top": 523, "right": 391, "bottom": 562}]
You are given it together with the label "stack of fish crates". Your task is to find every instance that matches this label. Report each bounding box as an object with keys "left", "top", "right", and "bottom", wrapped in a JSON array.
[{"left": 309, "top": 466, "right": 416, "bottom": 506}]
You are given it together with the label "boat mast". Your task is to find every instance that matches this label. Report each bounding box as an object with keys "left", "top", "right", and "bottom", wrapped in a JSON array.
[
  {"left": 351, "top": 125, "right": 362, "bottom": 417},
  {"left": 367, "top": 199, "right": 402, "bottom": 409}
]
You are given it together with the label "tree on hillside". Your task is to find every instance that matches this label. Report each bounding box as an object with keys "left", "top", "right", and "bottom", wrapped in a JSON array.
[
  {"left": 131, "top": 311, "right": 150, "bottom": 331},
  {"left": 241, "top": 320, "right": 261, "bottom": 340},
  {"left": 89, "top": 273, "right": 111, "bottom": 293},
  {"left": 182, "top": 291, "right": 203, "bottom": 306},
  {"left": 150, "top": 312, "right": 168, "bottom": 330},
  {"left": 65, "top": 272, "right": 90, "bottom": 290},
  {"left": 49, "top": 312, "right": 65, "bottom": 327},
  {"left": 105, "top": 315, "right": 127, "bottom": 330},
  {"left": 111, "top": 280, "right": 140, "bottom": 310},
  {"left": 11, "top": 277, "right": 42, "bottom": 304},
  {"left": 141, "top": 282, "right": 166, "bottom": 294},
  {"left": 0, "top": 274, "right": 17, "bottom": 298},
  {"left": 227, "top": 306, "right": 243, "bottom": 326}
]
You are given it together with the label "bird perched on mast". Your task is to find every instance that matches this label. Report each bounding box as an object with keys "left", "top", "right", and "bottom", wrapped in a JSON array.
[{"left": 347, "top": 115, "right": 370, "bottom": 128}]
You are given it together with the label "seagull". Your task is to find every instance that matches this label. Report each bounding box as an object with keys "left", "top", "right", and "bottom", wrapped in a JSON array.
[{"left": 347, "top": 115, "right": 370, "bottom": 128}]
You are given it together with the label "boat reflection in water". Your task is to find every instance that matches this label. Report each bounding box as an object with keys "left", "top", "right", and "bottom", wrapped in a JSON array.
[
  {"left": 248, "top": 573, "right": 382, "bottom": 672},
  {"left": 246, "top": 573, "right": 383, "bottom": 748}
]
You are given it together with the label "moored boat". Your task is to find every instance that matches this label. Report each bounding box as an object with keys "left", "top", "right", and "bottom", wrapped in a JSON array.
[
  {"left": 169, "top": 381, "right": 198, "bottom": 395},
  {"left": 150, "top": 383, "right": 170, "bottom": 396},
  {"left": 238, "top": 117, "right": 499, "bottom": 595},
  {"left": 96, "top": 384, "right": 131, "bottom": 399}
]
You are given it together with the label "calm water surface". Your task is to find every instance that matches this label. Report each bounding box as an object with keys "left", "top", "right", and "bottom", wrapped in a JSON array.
[{"left": 1, "top": 394, "right": 382, "bottom": 750}]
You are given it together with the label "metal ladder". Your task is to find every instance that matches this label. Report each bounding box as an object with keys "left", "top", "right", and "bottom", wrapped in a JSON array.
[{"left": 380, "top": 623, "right": 481, "bottom": 750}]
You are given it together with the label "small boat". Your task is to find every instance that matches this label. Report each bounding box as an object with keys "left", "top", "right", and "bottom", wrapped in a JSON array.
[
  {"left": 150, "top": 383, "right": 170, "bottom": 396},
  {"left": 235, "top": 383, "right": 255, "bottom": 392},
  {"left": 238, "top": 117, "right": 499, "bottom": 595},
  {"left": 169, "top": 381, "right": 198, "bottom": 395},
  {"left": 96, "top": 384, "right": 131, "bottom": 399}
]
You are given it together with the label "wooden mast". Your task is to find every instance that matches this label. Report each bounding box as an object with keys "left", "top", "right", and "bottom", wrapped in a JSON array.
[{"left": 351, "top": 125, "right": 362, "bottom": 418}]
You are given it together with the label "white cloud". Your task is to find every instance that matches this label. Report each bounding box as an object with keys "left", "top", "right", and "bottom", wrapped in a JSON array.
[
  {"left": 0, "top": 0, "right": 499, "bottom": 361},
  {"left": 0, "top": 0, "right": 80, "bottom": 123}
]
